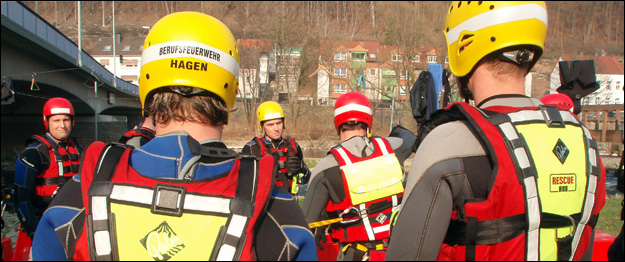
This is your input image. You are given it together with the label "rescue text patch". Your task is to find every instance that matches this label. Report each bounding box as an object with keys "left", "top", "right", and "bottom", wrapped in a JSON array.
[{"left": 549, "top": 174, "right": 577, "bottom": 192}]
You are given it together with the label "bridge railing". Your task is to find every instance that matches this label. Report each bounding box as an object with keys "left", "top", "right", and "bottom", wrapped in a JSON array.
[{"left": 1, "top": 1, "right": 138, "bottom": 95}]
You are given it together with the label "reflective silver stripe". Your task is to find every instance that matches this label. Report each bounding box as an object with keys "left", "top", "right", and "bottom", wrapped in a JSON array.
[
  {"left": 91, "top": 196, "right": 112, "bottom": 256},
  {"left": 372, "top": 224, "right": 390, "bottom": 234},
  {"left": 336, "top": 147, "right": 356, "bottom": 173},
  {"left": 524, "top": 177, "right": 540, "bottom": 261},
  {"left": 391, "top": 195, "right": 400, "bottom": 213},
  {"left": 507, "top": 109, "right": 579, "bottom": 125},
  {"left": 57, "top": 159, "right": 64, "bottom": 177},
  {"left": 570, "top": 175, "right": 597, "bottom": 259},
  {"left": 109, "top": 185, "right": 232, "bottom": 214},
  {"left": 499, "top": 122, "right": 519, "bottom": 140},
  {"left": 216, "top": 214, "right": 248, "bottom": 261},
  {"left": 569, "top": 129, "right": 599, "bottom": 259},
  {"left": 94, "top": 231, "right": 112, "bottom": 256},
  {"left": 514, "top": 147, "right": 531, "bottom": 169},
  {"left": 446, "top": 3, "right": 547, "bottom": 46},
  {"left": 360, "top": 203, "right": 376, "bottom": 241},
  {"left": 92, "top": 196, "right": 109, "bottom": 220},
  {"left": 141, "top": 40, "right": 239, "bottom": 79},
  {"left": 374, "top": 138, "right": 394, "bottom": 164},
  {"left": 588, "top": 145, "right": 597, "bottom": 168}
]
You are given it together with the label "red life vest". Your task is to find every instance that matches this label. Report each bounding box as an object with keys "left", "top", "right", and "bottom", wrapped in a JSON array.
[
  {"left": 255, "top": 137, "right": 297, "bottom": 188},
  {"left": 435, "top": 102, "right": 605, "bottom": 261},
  {"left": 326, "top": 137, "right": 404, "bottom": 245},
  {"left": 118, "top": 127, "right": 156, "bottom": 145},
  {"left": 27, "top": 135, "right": 81, "bottom": 202},
  {"left": 71, "top": 141, "right": 274, "bottom": 261}
]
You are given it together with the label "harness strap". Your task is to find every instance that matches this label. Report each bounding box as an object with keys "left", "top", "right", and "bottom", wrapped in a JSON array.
[
  {"left": 213, "top": 156, "right": 257, "bottom": 261},
  {"left": 87, "top": 143, "right": 127, "bottom": 261},
  {"left": 36, "top": 176, "right": 72, "bottom": 186}
]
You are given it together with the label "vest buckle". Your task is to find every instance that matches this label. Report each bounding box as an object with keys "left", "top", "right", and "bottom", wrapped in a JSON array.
[{"left": 151, "top": 184, "right": 186, "bottom": 217}]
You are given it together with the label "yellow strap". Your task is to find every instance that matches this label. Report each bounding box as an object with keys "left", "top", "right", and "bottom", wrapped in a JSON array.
[
  {"left": 308, "top": 218, "right": 344, "bottom": 229},
  {"left": 355, "top": 243, "right": 368, "bottom": 252}
]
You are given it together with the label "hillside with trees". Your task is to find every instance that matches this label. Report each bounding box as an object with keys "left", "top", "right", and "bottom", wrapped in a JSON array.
[
  {"left": 19, "top": 1, "right": 625, "bottom": 143},
  {"left": 23, "top": 1, "right": 624, "bottom": 61}
]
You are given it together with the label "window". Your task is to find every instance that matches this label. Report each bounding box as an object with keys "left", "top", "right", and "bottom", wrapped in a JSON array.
[
  {"left": 445, "top": 56, "right": 449, "bottom": 63},
  {"left": 400, "top": 85, "right": 407, "bottom": 95},
  {"left": 334, "top": 52, "right": 347, "bottom": 62},
  {"left": 400, "top": 70, "right": 408, "bottom": 80},
  {"left": 121, "top": 59, "right": 138, "bottom": 68},
  {"left": 334, "top": 83, "right": 347, "bottom": 94},
  {"left": 370, "top": 68, "right": 377, "bottom": 77},
  {"left": 595, "top": 97, "right": 601, "bottom": 104},
  {"left": 103, "top": 45, "right": 112, "bottom": 52},
  {"left": 99, "top": 59, "right": 110, "bottom": 65},
  {"left": 352, "top": 53, "right": 365, "bottom": 60},
  {"left": 334, "top": 68, "right": 347, "bottom": 78},
  {"left": 616, "top": 81, "right": 622, "bottom": 91},
  {"left": 392, "top": 55, "right": 402, "bottom": 62},
  {"left": 411, "top": 55, "right": 420, "bottom": 63},
  {"left": 427, "top": 56, "right": 437, "bottom": 63},
  {"left": 369, "top": 53, "right": 377, "bottom": 59},
  {"left": 122, "top": 45, "right": 131, "bottom": 51}
]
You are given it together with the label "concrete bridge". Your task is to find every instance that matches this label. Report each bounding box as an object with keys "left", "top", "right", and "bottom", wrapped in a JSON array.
[{"left": 1, "top": 1, "right": 142, "bottom": 151}]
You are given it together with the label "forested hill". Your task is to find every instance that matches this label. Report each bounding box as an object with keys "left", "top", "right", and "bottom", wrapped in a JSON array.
[{"left": 23, "top": 1, "right": 624, "bottom": 65}]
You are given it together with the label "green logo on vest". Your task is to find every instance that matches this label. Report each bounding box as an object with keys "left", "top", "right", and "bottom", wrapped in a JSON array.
[
  {"left": 140, "top": 221, "right": 185, "bottom": 261},
  {"left": 552, "top": 139, "right": 569, "bottom": 164}
]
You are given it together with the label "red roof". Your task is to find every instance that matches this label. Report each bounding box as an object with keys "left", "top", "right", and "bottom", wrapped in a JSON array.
[
  {"left": 561, "top": 54, "right": 624, "bottom": 75},
  {"left": 237, "top": 39, "right": 273, "bottom": 52}
]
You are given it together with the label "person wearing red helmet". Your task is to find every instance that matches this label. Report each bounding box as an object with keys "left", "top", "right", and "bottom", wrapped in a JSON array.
[
  {"left": 302, "top": 92, "right": 410, "bottom": 261},
  {"left": 12, "top": 97, "right": 83, "bottom": 239},
  {"left": 541, "top": 93, "right": 575, "bottom": 115}
]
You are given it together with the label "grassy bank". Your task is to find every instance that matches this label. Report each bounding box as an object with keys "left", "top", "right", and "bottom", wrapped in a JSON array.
[{"left": 596, "top": 195, "right": 624, "bottom": 237}]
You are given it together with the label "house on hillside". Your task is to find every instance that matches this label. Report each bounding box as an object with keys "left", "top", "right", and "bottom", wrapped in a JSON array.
[
  {"left": 309, "top": 40, "right": 448, "bottom": 105},
  {"left": 237, "top": 39, "right": 303, "bottom": 103},
  {"left": 550, "top": 54, "right": 624, "bottom": 105},
  {"left": 91, "top": 35, "right": 144, "bottom": 85},
  {"left": 237, "top": 39, "right": 273, "bottom": 100}
]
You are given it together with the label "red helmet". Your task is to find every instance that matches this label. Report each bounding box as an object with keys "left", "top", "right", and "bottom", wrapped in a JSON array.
[
  {"left": 43, "top": 97, "right": 74, "bottom": 130},
  {"left": 541, "top": 93, "right": 574, "bottom": 113},
  {"left": 334, "top": 92, "right": 373, "bottom": 133}
]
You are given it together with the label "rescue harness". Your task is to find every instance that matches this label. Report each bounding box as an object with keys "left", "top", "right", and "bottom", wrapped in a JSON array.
[
  {"left": 430, "top": 102, "right": 605, "bottom": 261},
  {"left": 26, "top": 135, "right": 81, "bottom": 201},
  {"left": 71, "top": 139, "right": 274, "bottom": 261}
]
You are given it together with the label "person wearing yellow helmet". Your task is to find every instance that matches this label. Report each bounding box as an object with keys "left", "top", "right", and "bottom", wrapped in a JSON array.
[
  {"left": 241, "top": 101, "right": 311, "bottom": 195},
  {"left": 32, "top": 12, "right": 317, "bottom": 261},
  {"left": 387, "top": 2, "right": 606, "bottom": 261}
]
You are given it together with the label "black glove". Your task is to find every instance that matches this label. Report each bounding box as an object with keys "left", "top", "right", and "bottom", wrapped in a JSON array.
[
  {"left": 298, "top": 171, "right": 311, "bottom": 184},
  {"left": 286, "top": 156, "right": 303, "bottom": 176},
  {"left": 314, "top": 227, "right": 328, "bottom": 250}
]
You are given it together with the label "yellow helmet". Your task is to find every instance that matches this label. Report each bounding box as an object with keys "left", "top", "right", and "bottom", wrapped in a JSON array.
[
  {"left": 444, "top": 1, "right": 547, "bottom": 77},
  {"left": 256, "top": 101, "right": 285, "bottom": 133},
  {"left": 139, "top": 11, "right": 240, "bottom": 113}
]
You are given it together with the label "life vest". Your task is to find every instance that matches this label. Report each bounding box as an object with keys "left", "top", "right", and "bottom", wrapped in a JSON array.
[
  {"left": 72, "top": 141, "right": 274, "bottom": 261},
  {"left": 255, "top": 137, "right": 297, "bottom": 188},
  {"left": 26, "top": 135, "right": 81, "bottom": 202},
  {"left": 435, "top": 102, "right": 605, "bottom": 261},
  {"left": 118, "top": 127, "right": 156, "bottom": 145},
  {"left": 326, "top": 137, "right": 404, "bottom": 245}
]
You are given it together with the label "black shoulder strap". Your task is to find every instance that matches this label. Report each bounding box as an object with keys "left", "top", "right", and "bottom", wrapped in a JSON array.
[
  {"left": 92, "top": 143, "right": 131, "bottom": 183},
  {"left": 235, "top": 155, "right": 258, "bottom": 204}
]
